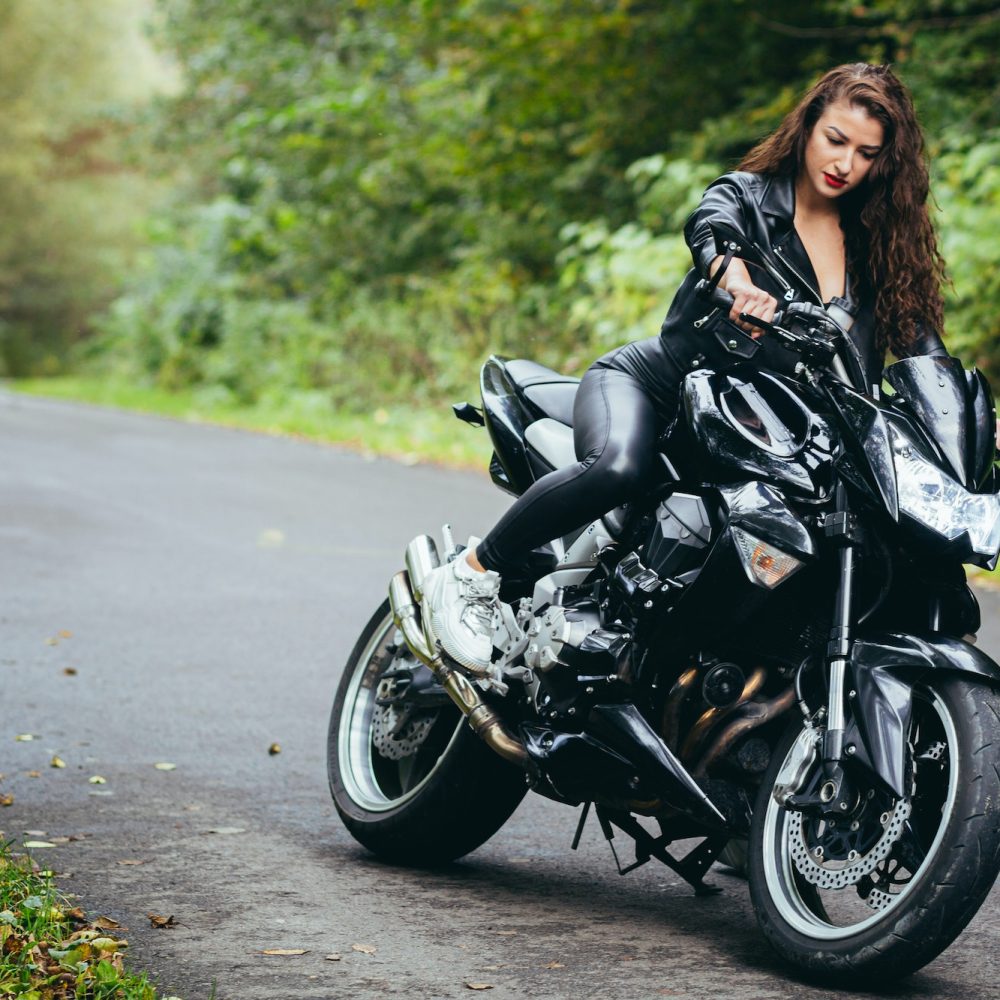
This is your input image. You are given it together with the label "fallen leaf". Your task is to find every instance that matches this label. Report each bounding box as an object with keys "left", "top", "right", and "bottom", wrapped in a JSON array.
[
  {"left": 268, "top": 742, "right": 281, "bottom": 755},
  {"left": 257, "top": 529, "right": 285, "bottom": 548},
  {"left": 620, "top": 955, "right": 637, "bottom": 962},
  {"left": 0, "top": 794, "right": 12, "bottom": 807},
  {"left": 24, "top": 840, "right": 57, "bottom": 848},
  {"left": 325, "top": 954, "right": 342, "bottom": 962},
  {"left": 466, "top": 985, "right": 494, "bottom": 991},
  {"left": 26, "top": 771, "right": 40, "bottom": 778},
  {"left": 148, "top": 913, "right": 176, "bottom": 929},
  {"left": 153, "top": 763, "right": 176, "bottom": 771},
  {"left": 63, "top": 667, "right": 78, "bottom": 676},
  {"left": 116, "top": 859, "right": 146, "bottom": 866},
  {"left": 544, "top": 961, "right": 565, "bottom": 969},
  {"left": 94, "top": 916, "right": 121, "bottom": 930},
  {"left": 25, "top": 829, "right": 47, "bottom": 836},
  {"left": 58, "top": 629, "right": 73, "bottom": 639},
  {"left": 352, "top": 943, "right": 377, "bottom": 955},
  {"left": 66, "top": 907, "right": 86, "bottom": 922},
  {"left": 15, "top": 734, "right": 36, "bottom": 742},
  {"left": 44, "top": 637, "right": 59, "bottom": 646},
  {"left": 48, "top": 837, "right": 71, "bottom": 844},
  {"left": 51, "top": 756, "right": 66, "bottom": 769},
  {"left": 88, "top": 776, "right": 107, "bottom": 785},
  {"left": 205, "top": 827, "right": 245, "bottom": 835},
  {"left": 262, "top": 948, "right": 308, "bottom": 956},
  {"left": 494, "top": 930, "right": 518, "bottom": 936}
]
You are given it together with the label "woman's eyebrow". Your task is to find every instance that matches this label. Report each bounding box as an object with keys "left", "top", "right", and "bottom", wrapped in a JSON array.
[{"left": 826, "top": 124, "right": 882, "bottom": 151}]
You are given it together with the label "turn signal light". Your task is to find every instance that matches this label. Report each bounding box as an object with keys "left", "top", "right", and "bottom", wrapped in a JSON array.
[{"left": 731, "top": 526, "right": 803, "bottom": 589}]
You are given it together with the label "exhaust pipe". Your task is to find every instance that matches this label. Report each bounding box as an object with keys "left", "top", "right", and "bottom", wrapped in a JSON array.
[
  {"left": 389, "top": 569, "right": 527, "bottom": 767},
  {"left": 405, "top": 535, "right": 440, "bottom": 603}
]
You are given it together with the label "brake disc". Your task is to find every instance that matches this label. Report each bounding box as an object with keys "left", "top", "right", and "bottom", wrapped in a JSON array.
[
  {"left": 787, "top": 797, "right": 912, "bottom": 889},
  {"left": 372, "top": 704, "right": 435, "bottom": 761}
]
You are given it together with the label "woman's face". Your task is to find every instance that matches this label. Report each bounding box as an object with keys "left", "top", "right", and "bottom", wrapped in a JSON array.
[{"left": 800, "top": 99, "right": 884, "bottom": 202}]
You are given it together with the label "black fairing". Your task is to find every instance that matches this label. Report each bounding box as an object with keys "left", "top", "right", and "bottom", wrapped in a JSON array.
[
  {"left": 650, "top": 481, "right": 817, "bottom": 654},
  {"left": 884, "top": 356, "right": 997, "bottom": 491},
  {"left": 718, "top": 480, "right": 816, "bottom": 561},
  {"left": 828, "top": 381, "right": 899, "bottom": 519},
  {"left": 679, "top": 367, "right": 836, "bottom": 498},
  {"left": 480, "top": 357, "right": 536, "bottom": 496},
  {"left": 842, "top": 632, "right": 1000, "bottom": 798}
]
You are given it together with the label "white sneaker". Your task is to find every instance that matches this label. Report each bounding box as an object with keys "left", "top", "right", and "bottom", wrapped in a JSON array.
[{"left": 421, "top": 554, "right": 501, "bottom": 674}]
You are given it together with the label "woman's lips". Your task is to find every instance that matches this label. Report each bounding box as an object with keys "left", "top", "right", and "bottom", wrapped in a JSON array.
[{"left": 824, "top": 172, "right": 847, "bottom": 189}]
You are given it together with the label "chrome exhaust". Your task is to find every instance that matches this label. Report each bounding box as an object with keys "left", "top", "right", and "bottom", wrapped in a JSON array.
[
  {"left": 404, "top": 535, "right": 440, "bottom": 603},
  {"left": 388, "top": 568, "right": 527, "bottom": 767}
]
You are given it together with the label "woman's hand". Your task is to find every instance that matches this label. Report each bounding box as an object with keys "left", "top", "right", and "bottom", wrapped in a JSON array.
[{"left": 710, "top": 257, "right": 778, "bottom": 339}]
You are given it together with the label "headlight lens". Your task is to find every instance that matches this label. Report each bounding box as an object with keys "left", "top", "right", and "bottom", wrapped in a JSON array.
[{"left": 891, "top": 427, "right": 1000, "bottom": 557}]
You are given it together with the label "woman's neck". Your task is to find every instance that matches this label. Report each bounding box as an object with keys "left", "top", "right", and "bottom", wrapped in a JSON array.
[{"left": 794, "top": 173, "right": 841, "bottom": 222}]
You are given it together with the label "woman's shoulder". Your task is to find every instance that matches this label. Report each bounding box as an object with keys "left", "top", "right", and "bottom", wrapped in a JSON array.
[{"left": 705, "top": 170, "right": 773, "bottom": 198}]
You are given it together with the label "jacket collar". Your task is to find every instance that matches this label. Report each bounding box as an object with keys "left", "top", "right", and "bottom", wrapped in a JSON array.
[{"left": 760, "top": 171, "right": 796, "bottom": 225}]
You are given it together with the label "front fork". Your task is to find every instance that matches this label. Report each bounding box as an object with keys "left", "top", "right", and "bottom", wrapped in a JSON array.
[{"left": 790, "top": 484, "right": 862, "bottom": 816}]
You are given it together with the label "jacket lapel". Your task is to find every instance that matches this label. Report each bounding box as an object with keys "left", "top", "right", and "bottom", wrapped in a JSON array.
[{"left": 759, "top": 173, "right": 822, "bottom": 303}]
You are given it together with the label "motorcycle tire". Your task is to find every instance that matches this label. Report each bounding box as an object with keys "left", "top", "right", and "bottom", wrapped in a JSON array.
[
  {"left": 748, "top": 674, "right": 1000, "bottom": 984},
  {"left": 327, "top": 599, "right": 526, "bottom": 865}
]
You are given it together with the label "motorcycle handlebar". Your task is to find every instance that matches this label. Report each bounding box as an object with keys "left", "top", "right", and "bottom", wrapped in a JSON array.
[{"left": 694, "top": 279, "right": 838, "bottom": 367}]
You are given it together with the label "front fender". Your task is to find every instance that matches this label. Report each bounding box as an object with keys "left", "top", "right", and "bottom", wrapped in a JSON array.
[{"left": 846, "top": 632, "right": 1000, "bottom": 798}]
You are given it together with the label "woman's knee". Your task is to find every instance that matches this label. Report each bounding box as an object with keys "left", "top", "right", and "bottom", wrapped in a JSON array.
[{"left": 579, "top": 444, "right": 653, "bottom": 504}]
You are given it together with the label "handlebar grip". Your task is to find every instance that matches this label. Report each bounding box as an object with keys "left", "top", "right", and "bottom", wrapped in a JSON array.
[{"left": 694, "top": 278, "right": 734, "bottom": 312}]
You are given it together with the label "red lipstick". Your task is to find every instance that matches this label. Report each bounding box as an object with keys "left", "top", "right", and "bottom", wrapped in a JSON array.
[{"left": 824, "top": 172, "right": 847, "bottom": 189}]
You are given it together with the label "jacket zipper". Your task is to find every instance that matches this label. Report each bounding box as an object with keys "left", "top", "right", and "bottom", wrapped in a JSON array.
[{"left": 772, "top": 244, "right": 823, "bottom": 305}]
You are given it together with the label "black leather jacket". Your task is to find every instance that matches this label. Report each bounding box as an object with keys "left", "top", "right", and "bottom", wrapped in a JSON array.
[{"left": 658, "top": 171, "right": 947, "bottom": 389}]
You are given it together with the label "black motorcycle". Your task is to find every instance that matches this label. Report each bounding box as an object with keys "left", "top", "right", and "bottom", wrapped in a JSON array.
[{"left": 327, "top": 225, "right": 1000, "bottom": 983}]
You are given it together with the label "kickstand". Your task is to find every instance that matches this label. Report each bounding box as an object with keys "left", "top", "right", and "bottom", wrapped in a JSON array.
[
  {"left": 595, "top": 806, "right": 726, "bottom": 896},
  {"left": 570, "top": 801, "right": 591, "bottom": 851}
]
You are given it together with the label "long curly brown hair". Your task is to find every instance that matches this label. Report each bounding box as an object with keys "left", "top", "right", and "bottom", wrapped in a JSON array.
[{"left": 738, "top": 63, "right": 945, "bottom": 354}]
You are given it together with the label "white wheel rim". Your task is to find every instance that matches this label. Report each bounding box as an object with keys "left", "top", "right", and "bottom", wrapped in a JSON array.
[
  {"left": 761, "top": 687, "right": 959, "bottom": 940},
  {"left": 336, "top": 612, "right": 463, "bottom": 813}
]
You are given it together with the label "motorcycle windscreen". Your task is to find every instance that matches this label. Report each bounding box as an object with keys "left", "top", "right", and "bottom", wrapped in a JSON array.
[{"left": 884, "top": 356, "right": 996, "bottom": 491}]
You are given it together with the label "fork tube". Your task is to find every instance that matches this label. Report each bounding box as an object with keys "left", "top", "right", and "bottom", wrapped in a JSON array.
[{"left": 824, "top": 485, "right": 856, "bottom": 765}]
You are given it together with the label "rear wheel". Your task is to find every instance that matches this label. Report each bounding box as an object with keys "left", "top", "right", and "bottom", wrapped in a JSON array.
[
  {"left": 748, "top": 676, "right": 1000, "bottom": 983},
  {"left": 327, "top": 599, "right": 526, "bottom": 864}
]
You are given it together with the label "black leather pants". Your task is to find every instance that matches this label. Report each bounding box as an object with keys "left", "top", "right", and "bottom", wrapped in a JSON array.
[{"left": 477, "top": 338, "right": 681, "bottom": 575}]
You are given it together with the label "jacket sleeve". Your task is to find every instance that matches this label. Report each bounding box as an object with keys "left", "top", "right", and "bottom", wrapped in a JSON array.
[{"left": 683, "top": 173, "right": 750, "bottom": 279}]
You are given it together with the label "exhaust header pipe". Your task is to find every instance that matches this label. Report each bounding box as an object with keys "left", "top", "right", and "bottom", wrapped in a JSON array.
[{"left": 389, "top": 567, "right": 527, "bottom": 767}]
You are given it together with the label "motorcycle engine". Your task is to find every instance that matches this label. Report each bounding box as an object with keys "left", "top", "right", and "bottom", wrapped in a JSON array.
[{"left": 523, "top": 601, "right": 602, "bottom": 673}]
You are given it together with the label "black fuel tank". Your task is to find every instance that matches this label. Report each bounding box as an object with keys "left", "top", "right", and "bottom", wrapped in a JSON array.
[{"left": 680, "top": 367, "right": 836, "bottom": 498}]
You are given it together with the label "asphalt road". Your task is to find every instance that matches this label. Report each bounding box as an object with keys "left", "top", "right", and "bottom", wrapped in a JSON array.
[{"left": 2, "top": 391, "right": 999, "bottom": 1000}]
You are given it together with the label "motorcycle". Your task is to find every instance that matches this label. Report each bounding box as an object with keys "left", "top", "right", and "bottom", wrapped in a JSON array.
[{"left": 327, "top": 223, "right": 1000, "bottom": 983}]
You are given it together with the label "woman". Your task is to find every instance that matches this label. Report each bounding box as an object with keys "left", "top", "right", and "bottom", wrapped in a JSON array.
[{"left": 422, "top": 63, "right": 949, "bottom": 675}]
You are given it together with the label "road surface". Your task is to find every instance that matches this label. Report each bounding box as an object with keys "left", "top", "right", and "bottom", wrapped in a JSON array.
[{"left": 2, "top": 391, "right": 999, "bottom": 999}]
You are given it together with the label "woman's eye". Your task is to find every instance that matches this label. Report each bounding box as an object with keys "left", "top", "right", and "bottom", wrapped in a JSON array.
[
  {"left": 827, "top": 136, "right": 844, "bottom": 145},
  {"left": 861, "top": 151, "right": 877, "bottom": 161}
]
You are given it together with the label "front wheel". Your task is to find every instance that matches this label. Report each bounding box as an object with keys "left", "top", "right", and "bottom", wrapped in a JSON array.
[
  {"left": 327, "top": 599, "right": 526, "bottom": 865},
  {"left": 748, "top": 676, "right": 1000, "bottom": 984}
]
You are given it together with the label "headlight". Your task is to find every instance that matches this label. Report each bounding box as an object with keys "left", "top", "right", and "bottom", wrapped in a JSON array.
[{"left": 891, "top": 426, "right": 1000, "bottom": 557}]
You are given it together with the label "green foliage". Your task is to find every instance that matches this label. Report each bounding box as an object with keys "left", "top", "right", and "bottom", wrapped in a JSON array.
[
  {"left": 0, "top": 843, "right": 161, "bottom": 999},
  {"left": 0, "top": 1, "right": 164, "bottom": 376},
  {"left": 10, "top": 0, "right": 999, "bottom": 404}
]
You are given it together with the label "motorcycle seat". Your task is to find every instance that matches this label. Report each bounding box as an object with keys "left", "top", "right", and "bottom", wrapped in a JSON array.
[{"left": 506, "top": 359, "right": 579, "bottom": 427}]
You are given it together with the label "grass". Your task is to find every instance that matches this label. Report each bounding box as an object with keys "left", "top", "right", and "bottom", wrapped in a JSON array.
[
  {"left": 8, "top": 376, "right": 494, "bottom": 471},
  {"left": 0, "top": 841, "right": 167, "bottom": 1000}
]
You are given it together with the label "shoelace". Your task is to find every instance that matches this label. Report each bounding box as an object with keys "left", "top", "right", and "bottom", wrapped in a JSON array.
[{"left": 459, "top": 590, "right": 499, "bottom": 635}]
